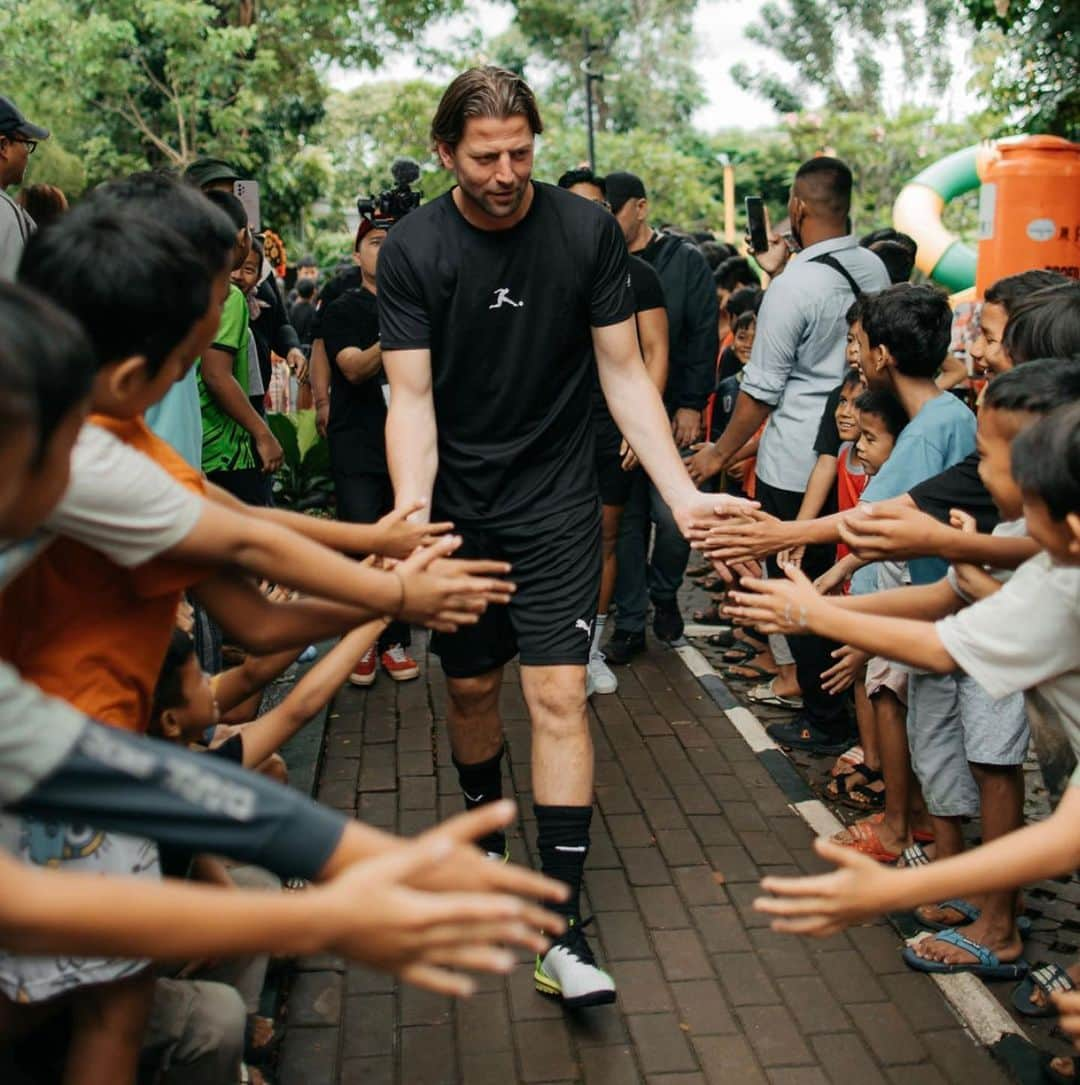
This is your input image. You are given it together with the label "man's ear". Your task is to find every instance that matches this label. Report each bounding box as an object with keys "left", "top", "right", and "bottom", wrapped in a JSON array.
[
  {"left": 1066, "top": 512, "right": 1080, "bottom": 552},
  {"left": 435, "top": 141, "right": 455, "bottom": 171},
  {"left": 158, "top": 709, "right": 184, "bottom": 740},
  {"left": 106, "top": 355, "right": 151, "bottom": 401}
]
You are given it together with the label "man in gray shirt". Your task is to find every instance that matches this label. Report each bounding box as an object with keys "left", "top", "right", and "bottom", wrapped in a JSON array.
[
  {"left": 689, "top": 157, "right": 889, "bottom": 750},
  {"left": 0, "top": 97, "right": 47, "bottom": 281}
]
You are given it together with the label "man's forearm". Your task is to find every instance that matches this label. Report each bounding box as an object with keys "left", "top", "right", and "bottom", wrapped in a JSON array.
[
  {"left": 337, "top": 344, "right": 383, "bottom": 384},
  {"left": 386, "top": 402, "right": 437, "bottom": 523},
  {"left": 310, "top": 339, "right": 331, "bottom": 408},
  {"left": 798, "top": 457, "right": 838, "bottom": 520},
  {"left": 711, "top": 391, "right": 771, "bottom": 470}
]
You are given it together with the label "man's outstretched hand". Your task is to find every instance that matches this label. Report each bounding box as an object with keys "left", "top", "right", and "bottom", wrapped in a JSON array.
[{"left": 673, "top": 493, "right": 760, "bottom": 542}]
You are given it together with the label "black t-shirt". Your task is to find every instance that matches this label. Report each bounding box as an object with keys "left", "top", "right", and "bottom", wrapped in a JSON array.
[
  {"left": 312, "top": 267, "right": 363, "bottom": 340},
  {"left": 319, "top": 286, "right": 387, "bottom": 469},
  {"left": 909, "top": 451, "right": 1000, "bottom": 533},
  {"left": 813, "top": 385, "right": 845, "bottom": 458},
  {"left": 716, "top": 346, "right": 741, "bottom": 385},
  {"left": 377, "top": 183, "right": 634, "bottom": 523},
  {"left": 290, "top": 299, "right": 317, "bottom": 346},
  {"left": 593, "top": 254, "right": 666, "bottom": 449}
]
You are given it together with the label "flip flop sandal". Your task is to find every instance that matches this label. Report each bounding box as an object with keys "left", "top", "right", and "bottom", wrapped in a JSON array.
[
  {"left": 746, "top": 679, "right": 803, "bottom": 709},
  {"left": 901, "top": 929, "right": 1029, "bottom": 979},
  {"left": 831, "top": 819, "right": 901, "bottom": 864},
  {"left": 721, "top": 641, "right": 766, "bottom": 665},
  {"left": 829, "top": 745, "right": 866, "bottom": 778},
  {"left": 706, "top": 629, "right": 738, "bottom": 649},
  {"left": 914, "top": 898, "right": 981, "bottom": 930},
  {"left": 245, "top": 1016, "right": 285, "bottom": 1067},
  {"left": 897, "top": 843, "right": 932, "bottom": 869},
  {"left": 1041, "top": 1054, "right": 1079, "bottom": 1085},
  {"left": 1013, "top": 964, "right": 1077, "bottom": 1018},
  {"left": 722, "top": 662, "right": 777, "bottom": 682},
  {"left": 819, "top": 771, "right": 873, "bottom": 803},
  {"left": 687, "top": 564, "right": 712, "bottom": 580},
  {"left": 840, "top": 778, "right": 886, "bottom": 812}
]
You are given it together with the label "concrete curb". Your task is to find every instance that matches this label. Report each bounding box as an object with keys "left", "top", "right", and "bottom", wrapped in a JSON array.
[{"left": 671, "top": 638, "right": 1041, "bottom": 1082}]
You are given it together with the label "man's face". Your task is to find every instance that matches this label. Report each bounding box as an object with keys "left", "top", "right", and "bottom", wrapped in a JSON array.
[
  {"left": 567, "top": 182, "right": 608, "bottom": 210},
  {"left": 969, "top": 301, "right": 1010, "bottom": 376},
  {"left": 0, "top": 133, "right": 31, "bottom": 187},
  {"left": 614, "top": 198, "right": 646, "bottom": 246},
  {"left": 438, "top": 114, "right": 534, "bottom": 222},
  {"left": 358, "top": 229, "right": 387, "bottom": 282},
  {"left": 976, "top": 406, "right": 1027, "bottom": 520}
]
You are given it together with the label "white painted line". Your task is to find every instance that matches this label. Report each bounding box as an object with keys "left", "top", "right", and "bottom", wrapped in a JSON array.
[
  {"left": 792, "top": 799, "right": 844, "bottom": 838},
  {"left": 725, "top": 705, "right": 778, "bottom": 753},
  {"left": 670, "top": 641, "right": 1031, "bottom": 1054},
  {"left": 674, "top": 643, "right": 714, "bottom": 678},
  {"left": 683, "top": 622, "right": 732, "bottom": 639}
]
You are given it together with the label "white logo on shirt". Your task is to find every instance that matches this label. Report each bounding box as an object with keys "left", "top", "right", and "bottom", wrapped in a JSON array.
[{"left": 489, "top": 288, "right": 524, "bottom": 310}]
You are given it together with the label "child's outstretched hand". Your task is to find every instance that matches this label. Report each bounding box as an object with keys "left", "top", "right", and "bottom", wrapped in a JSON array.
[
  {"left": 374, "top": 501, "right": 455, "bottom": 560},
  {"left": 723, "top": 562, "right": 821, "bottom": 635},
  {"left": 319, "top": 803, "right": 563, "bottom": 996},
  {"left": 753, "top": 837, "right": 898, "bottom": 937},
  {"left": 821, "top": 645, "right": 869, "bottom": 695},
  {"left": 393, "top": 535, "right": 515, "bottom": 632},
  {"left": 948, "top": 507, "right": 1002, "bottom": 601}
]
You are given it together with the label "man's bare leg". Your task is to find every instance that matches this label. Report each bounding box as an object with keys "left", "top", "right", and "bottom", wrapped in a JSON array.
[
  {"left": 447, "top": 668, "right": 509, "bottom": 856},
  {"left": 520, "top": 663, "right": 613, "bottom": 1004}
]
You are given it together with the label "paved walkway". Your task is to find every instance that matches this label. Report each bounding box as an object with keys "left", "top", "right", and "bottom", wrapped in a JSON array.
[{"left": 277, "top": 626, "right": 1019, "bottom": 1085}]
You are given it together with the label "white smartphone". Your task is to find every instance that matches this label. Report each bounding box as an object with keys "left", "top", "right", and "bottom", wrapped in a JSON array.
[{"left": 233, "top": 179, "right": 261, "bottom": 233}]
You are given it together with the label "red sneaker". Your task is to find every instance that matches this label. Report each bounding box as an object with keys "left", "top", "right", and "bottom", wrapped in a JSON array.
[
  {"left": 348, "top": 645, "right": 377, "bottom": 687},
  {"left": 380, "top": 644, "right": 419, "bottom": 682}
]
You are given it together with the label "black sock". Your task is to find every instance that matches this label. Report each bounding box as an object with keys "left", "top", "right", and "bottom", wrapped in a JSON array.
[
  {"left": 535, "top": 803, "right": 592, "bottom": 921},
  {"left": 454, "top": 747, "right": 505, "bottom": 853}
]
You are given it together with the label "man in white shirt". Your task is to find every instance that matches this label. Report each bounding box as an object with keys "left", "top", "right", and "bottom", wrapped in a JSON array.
[{"left": 0, "top": 96, "right": 47, "bottom": 281}]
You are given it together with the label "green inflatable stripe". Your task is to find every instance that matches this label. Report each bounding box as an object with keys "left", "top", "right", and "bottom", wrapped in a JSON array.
[
  {"left": 910, "top": 145, "right": 980, "bottom": 203},
  {"left": 930, "top": 239, "right": 978, "bottom": 293}
]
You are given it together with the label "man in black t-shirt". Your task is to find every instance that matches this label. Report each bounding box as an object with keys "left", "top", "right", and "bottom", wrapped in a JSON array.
[
  {"left": 378, "top": 67, "right": 749, "bottom": 1010},
  {"left": 319, "top": 222, "right": 419, "bottom": 686},
  {"left": 556, "top": 167, "right": 670, "bottom": 700}
]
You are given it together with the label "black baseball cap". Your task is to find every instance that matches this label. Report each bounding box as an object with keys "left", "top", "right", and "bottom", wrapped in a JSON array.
[
  {"left": 184, "top": 157, "right": 240, "bottom": 189},
  {"left": 0, "top": 97, "right": 50, "bottom": 141},
  {"left": 605, "top": 171, "right": 647, "bottom": 213}
]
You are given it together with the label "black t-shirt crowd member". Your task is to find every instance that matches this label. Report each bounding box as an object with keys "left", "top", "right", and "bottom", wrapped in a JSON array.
[
  {"left": 377, "top": 182, "right": 635, "bottom": 526},
  {"left": 319, "top": 286, "right": 387, "bottom": 472},
  {"left": 311, "top": 266, "right": 363, "bottom": 341}
]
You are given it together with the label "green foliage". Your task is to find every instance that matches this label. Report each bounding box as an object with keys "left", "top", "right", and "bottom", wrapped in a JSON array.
[
  {"left": 960, "top": 0, "right": 1080, "bottom": 136},
  {"left": 732, "top": 0, "right": 957, "bottom": 115},
  {"left": 267, "top": 411, "right": 335, "bottom": 511}
]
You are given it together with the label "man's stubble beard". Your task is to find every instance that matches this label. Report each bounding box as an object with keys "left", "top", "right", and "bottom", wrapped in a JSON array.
[{"left": 459, "top": 176, "right": 528, "bottom": 220}]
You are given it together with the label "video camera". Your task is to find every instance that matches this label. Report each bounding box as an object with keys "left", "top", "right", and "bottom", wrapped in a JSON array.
[{"left": 356, "top": 158, "right": 422, "bottom": 230}]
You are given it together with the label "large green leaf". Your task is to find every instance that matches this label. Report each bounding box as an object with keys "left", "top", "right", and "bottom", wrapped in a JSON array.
[{"left": 267, "top": 412, "right": 301, "bottom": 470}]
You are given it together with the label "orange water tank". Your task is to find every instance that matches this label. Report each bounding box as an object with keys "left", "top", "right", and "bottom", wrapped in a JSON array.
[{"left": 976, "top": 135, "right": 1080, "bottom": 295}]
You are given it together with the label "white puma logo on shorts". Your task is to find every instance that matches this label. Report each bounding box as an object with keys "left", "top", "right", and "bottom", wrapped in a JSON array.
[{"left": 575, "top": 619, "right": 592, "bottom": 637}]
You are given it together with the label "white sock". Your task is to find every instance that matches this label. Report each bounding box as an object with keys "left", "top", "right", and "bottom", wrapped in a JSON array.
[{"left": 592, "top": 612, "right": 608, "bottom": 651}]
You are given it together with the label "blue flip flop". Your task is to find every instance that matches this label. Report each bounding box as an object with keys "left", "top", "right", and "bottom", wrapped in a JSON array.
[
  {"left": 1011, "top": 963, "right": 1076, "bottom": 1017},
  {"left": 902, "top": 928, "right": 1030, "bottom": 979},
  {"left": 915, "top": 899, "right": 1033, "bottom": 936}
]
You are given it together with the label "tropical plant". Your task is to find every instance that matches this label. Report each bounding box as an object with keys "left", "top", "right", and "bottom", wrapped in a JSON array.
[{"left": 267, "top": 411, "right": 335, "bottom": 512}]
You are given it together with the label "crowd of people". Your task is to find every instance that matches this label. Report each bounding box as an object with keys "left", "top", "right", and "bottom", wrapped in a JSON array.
[{"left": 1, "top": 61, "right": 1080, "bottom": 1084}]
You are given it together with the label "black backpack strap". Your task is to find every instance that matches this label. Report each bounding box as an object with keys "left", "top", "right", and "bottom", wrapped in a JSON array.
[{"left": 810, "top": 251, "right": 863, "bottom": 298}]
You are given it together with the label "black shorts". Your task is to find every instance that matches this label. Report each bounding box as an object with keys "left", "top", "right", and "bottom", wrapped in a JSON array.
[
  {"left": 594, "top": 415, "right": 633, "bottom": 507},
  {"left": 431, "top": 496, "right": 602, "bottom": 678}
]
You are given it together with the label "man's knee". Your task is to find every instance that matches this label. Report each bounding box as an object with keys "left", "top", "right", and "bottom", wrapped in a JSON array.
[
  {"left": 525, "top": 668, "right": 588, "bottom": 734},
  {"left": 447, "top": 671, "right": 502, "bottom": 719},
  {"left": 150, "top": 979, "right": 245, "bottom": 1082}
]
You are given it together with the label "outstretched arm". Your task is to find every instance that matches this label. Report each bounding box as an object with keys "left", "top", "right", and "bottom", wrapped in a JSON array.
[
  {"left": 593, "top": 318, "right": 753, "bottom": 536},
  {"left": 239, "top": 622, "right": 387, "bottom": 767},
  {"left": 384, "top": 348, "right": 438, "bottom": 524}
]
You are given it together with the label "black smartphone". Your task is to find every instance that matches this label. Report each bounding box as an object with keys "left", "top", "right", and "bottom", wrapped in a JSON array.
[{"left": 745, "top": 196, "right": 768, "bottom": 254}]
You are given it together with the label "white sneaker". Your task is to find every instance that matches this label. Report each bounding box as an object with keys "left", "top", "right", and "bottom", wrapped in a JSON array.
[
  {"left": 586, "top": 650, "right": 618, "bottom": 696},
  {"left": 534, "top": 917, "right": 616, "bottom": 1007}
]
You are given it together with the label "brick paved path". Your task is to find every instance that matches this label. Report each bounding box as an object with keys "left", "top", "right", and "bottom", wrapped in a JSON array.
[{"left": 278, "top": 634, "right": 1012, "bottom": 1085}]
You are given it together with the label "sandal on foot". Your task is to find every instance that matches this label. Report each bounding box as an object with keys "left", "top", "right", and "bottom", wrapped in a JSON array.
[
  {"left": 901, "top": 929, "right": 1029, "bottom": 979},
  {"left": 706, "top": 629, "right": 738, "bottom": 649},
  {"left": 829, "top": 746, "right": 865, "bottom": 778},
  {"left": 839, "top": 771, "right": 886, "bottom": 812},
  {"left": 897, "top": 843, "right": 932, "bottom": 869},
  {"left": 746, "top": 679, "right": 803, "bottom": 709},
  {"left": 831, "top": 819, "right": 901, "bottom": 864},
  {"left": 914, "top": 898, "right": 981, "bottom": 931},
  {"left": 1013, "top": 964, "right": 1077, "bottom": 1018},
  {"left": 692, "top": 603, "right": 728, "bottom": 624},
  {"left": 723, "top": 662, "right": 777, "bottom": 682},
  {"left": 721, "top": 641, "right": 766, "bottom": 665}
]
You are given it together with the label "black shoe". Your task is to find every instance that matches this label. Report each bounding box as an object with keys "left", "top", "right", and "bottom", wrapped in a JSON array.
[
  {"left": 766, "top": 716, "right": 855, "bottom": 755},
  {"left": 652, "top": 599, "right": 684, "bottom": 642},
  {"left": 603, "top": 629, "right": 645, "bottom": 665}
]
